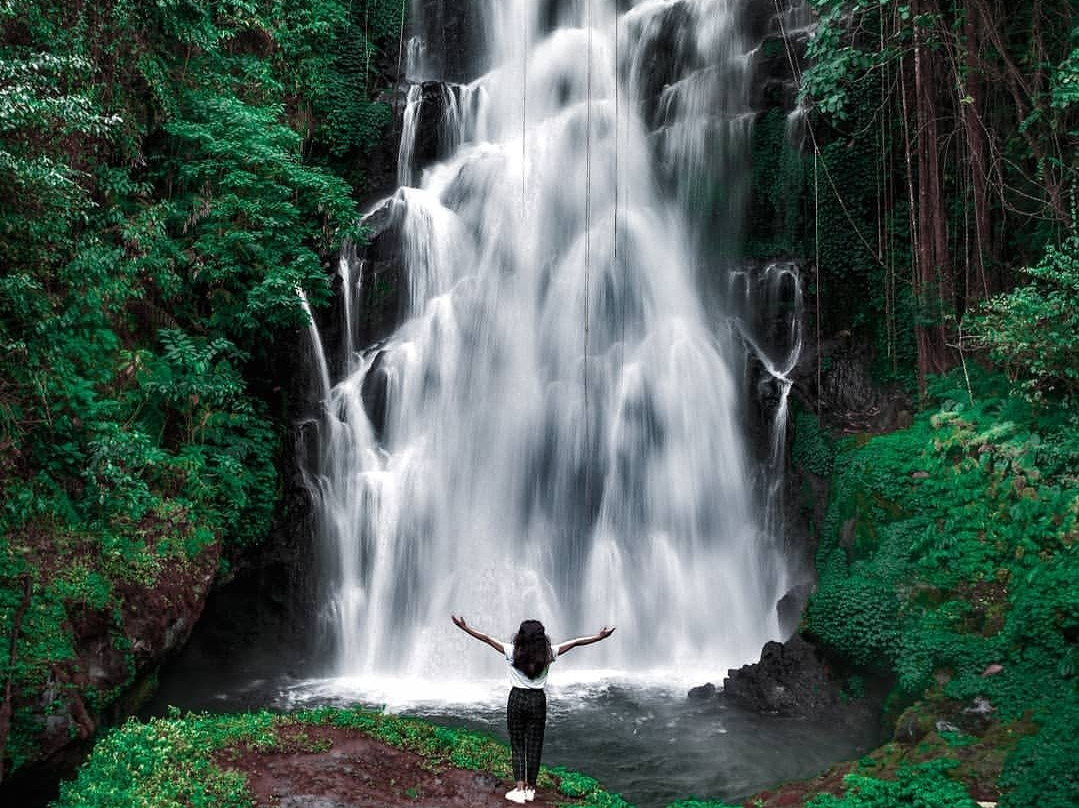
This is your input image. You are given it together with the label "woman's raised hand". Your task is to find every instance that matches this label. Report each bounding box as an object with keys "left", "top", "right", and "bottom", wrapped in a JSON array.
[{"left": 452, "top": 615, "right": 505, "bottom": 654}]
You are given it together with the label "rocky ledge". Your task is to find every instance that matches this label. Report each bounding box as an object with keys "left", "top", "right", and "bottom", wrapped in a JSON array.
[{"left": 715, "top": 635, "right": 843, "bottom": 717}]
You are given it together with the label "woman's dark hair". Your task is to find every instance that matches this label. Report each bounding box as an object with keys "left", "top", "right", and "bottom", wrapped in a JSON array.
[{"left": 512, "top": 620, "right": 554, "bottom": 679}]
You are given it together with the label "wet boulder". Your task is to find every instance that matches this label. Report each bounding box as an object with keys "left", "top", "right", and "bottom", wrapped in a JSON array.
[
  {"left": 405, "top": 81, "right": 466, "bottom": 183},
  {"left": 688, "top": 682, "right": 718, "bottom": 700},
  {"left": 625, "top": 0, "right": 699, "bottom": 130},
  {"left": 722, "top": 635, "right": 840, "bottom": 716},
  {"left": 354, "top": 198, "right": 406, "bottom": 349},
  {"left": 361, "top": 350, "right": 392, "bottom": 442}
]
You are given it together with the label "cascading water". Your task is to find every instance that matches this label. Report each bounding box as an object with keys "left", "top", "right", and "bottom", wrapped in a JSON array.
[
  {"left": 730, "top": 262, "right": 805, "bottom": 557},
  {"left": 303, "top": 0, "right": 794, "bottom": 689}
]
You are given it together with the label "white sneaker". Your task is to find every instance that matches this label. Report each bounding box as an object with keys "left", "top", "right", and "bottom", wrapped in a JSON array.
[
  {"left": 524, "top": 787, "right": 535, "bottom": 802},
  {"left": 505, "top": 788, "right": 527, "bottom": 804}
]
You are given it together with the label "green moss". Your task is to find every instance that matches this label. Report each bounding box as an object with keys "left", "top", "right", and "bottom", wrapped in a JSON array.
[
  {"left": 746, "top": 107, "right": 810, "bottom": 260},
  {"left": 791, "top": 410, "right": 835, "bottom": 478}
]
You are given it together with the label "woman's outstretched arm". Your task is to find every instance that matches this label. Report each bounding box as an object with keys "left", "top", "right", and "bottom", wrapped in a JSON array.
[
  {"left": 451, "top": 615, "right": 506, "bottom": 654},
  {"left": 556, "top": 626, "right": 615, "bottom": 656}
]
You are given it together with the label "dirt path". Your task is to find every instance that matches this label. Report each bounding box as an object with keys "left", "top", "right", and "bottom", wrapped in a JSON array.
[{"left": 219, "top": 726, "right": 580, "bottom": 808}]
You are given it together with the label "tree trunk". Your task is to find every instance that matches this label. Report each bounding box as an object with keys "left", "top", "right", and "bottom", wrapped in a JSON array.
[
  {"left": 962, "top": 0, "right": 994, "bottom": 304},
  {"left": 912, "top": 0, "right": 954, "bottom": 379},
  {"left": 898, "top": 26, "right": 926, "bottom": 392}
]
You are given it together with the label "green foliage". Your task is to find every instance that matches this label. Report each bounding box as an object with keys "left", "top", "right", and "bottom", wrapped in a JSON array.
[
  {"left": 1051, "top": 47, "right": 1079, "bottom": 110},
  {"left": 789, "top": 0, "right": 1077, "bottom": 391},
  {"left": 967, "top": 235, "right": 1079, "bottom": 400},
  {"left": 807, "top": 366, "right": 1078, "bottom": 803},
  {"left": 0, "top": 0, "right": 405, "bottom": 777},
  {"left": 791, "top": 410, "right": 835, "bottom": 477},
  {"left": 806, "top": 760, "right": 977, "bottom": 808},
  {"left": 802, "top": 0, "right": 898, "bottom": 123},
  {"left": 548, "top": 767, "right": 634, "bottom": 808},
  {"left": 998, "top": 693, "right": 1079, "bottom": 808},
  {"left": 52, "top": 712, "right": 277, "bottom": 808}
]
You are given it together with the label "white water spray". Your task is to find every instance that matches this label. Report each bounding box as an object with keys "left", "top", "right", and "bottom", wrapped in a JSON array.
[{"left": 304, "top": 0, "right": 792, "bottom": 688}]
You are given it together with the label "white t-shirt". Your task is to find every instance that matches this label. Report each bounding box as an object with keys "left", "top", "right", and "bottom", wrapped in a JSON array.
[{"left": 502, "top": 641, "right": 560, "bottom": 689}]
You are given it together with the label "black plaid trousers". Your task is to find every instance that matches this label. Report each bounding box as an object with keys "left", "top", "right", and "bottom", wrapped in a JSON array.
[{"left": 507, "top": 686, "right": 547, "bottom": 785}]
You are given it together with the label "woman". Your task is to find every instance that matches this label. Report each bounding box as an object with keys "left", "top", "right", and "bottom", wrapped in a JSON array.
[{"left": 451, "top": 615, "right": 615, "bottom": 804}]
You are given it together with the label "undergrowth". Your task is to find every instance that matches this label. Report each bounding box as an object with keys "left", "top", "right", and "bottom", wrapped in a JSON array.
[
  {"left": 802, "top": 367, "right": 1078, "bottom": 807},
  {"left": 806, "top": 760, "right": 978, "bottom": 808}
]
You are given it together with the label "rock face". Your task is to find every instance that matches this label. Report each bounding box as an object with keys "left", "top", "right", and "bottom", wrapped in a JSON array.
[
  {"left": 751, "top": 1, "right": 812, "bottom": 111},
  {"left": 410, "top": 81, "right": 465, "bottom": 177},
  {"left": 0, "top": 546, "right": 219, "bottom": 805},
  {"left": 351, "top": 198, "right": 407, "bottom": 349},
  {"left": 794, "top": 333, "right": 913, "bottom": 435},
  {"left": 722, "top": 635, "right": 840, "bottom": 716},
  {"left": 411, "top": 0, "right": 482, "bottom": 83},
  {"left": 628, "top": 0, "right": 698, "bottom": 130}
]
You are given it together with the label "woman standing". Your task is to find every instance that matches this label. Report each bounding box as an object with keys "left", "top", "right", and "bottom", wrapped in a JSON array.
[{"left": 451, "top": 615, "right": 615, "bottom": 804}]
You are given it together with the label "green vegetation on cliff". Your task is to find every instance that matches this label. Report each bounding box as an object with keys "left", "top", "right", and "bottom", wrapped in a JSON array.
[
  {"left": 797, "top": 368, "right": 1077, "bottom": 807},
  {"left": 782, "top": 5, "right": 1078, "bottom": 799},
  {"left": 2, "top": 0, "right": 1077, "bottom": 803},
  {"left": 0, "top": 0, "right": 404, "bottom": 780}
]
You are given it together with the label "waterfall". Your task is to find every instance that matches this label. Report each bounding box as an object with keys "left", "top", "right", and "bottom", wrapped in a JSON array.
[
  {"left": 297, "top": 288, "right": 331, "bottom": 401},
  {"left": 303, "top": 0, "right": 793, "bottom": 686},
  {"left": 397, "top": 83, "right": 423, "bottom": 188},
  {"left": 730, "top": 262, "right": 805, "bottom": 549}
]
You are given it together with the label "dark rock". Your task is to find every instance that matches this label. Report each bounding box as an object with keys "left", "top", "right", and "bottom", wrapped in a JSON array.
[
  {"left": 688, "top": 682, "right": 717, "bottom": 700},
  {"left": 399, "top": 81, "right": 466, "bottom": 186},
  {"left": 352, "top": 198, "right": 406, "bottom": 350},
  {"left": 794, "top": 332, "right": 914, "bottom": 435},
  {"left": 957, "top": 696, "right": 996, "bottom": 736},
  {"left": 752, "top": 16, "right": 811, "bottom": 112},
  {"left": 893, "top": 704, "right": 934, "bottom": 744},
  {"left": 0, "top": 546, "right": 219, "bottom": 805},
  {"left": 361, "top": 350, "right": 391, "bottom": 441},
  {"left": 776, "top": 582, "right": 814, "bottom": 637},
  {"left": 472, "top": 771, "right": 501, "bottom": 792},
  {"left": 626, "top": 0, "right": 699, "bottom": 129},
  {"left": 722, "top": 635, "right": 840, "bottom": 716},
  {"left": 413, "top": 0, "right": 482, "bottom": 83},
  {"left": 894, "top": 695, "right": 998, "bottom": 748}
]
